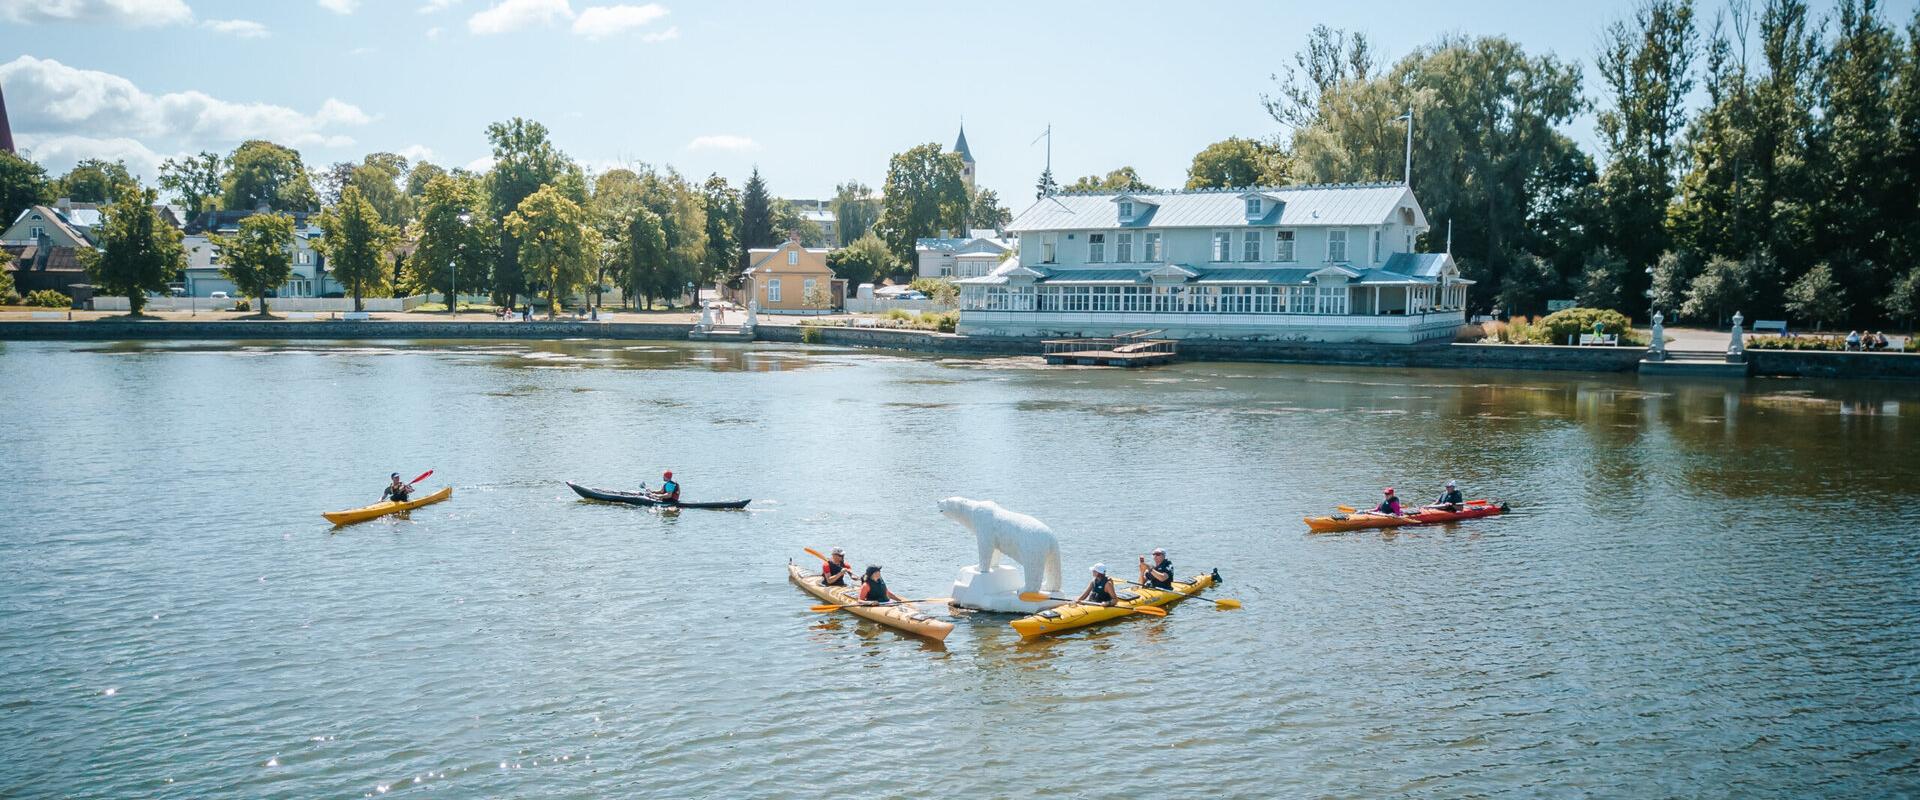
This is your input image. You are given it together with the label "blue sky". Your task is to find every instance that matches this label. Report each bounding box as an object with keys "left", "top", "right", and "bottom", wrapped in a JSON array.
[{"left": 4, "top": 0, "right": 1916, "bottom": 207}]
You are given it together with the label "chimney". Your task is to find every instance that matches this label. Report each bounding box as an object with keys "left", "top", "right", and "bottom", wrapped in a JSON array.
[{"left": 55, "top": 198, "right": 71, "bottom": 212}]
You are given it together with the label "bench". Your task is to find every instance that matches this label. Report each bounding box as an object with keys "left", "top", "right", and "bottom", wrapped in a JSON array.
[
  {"left": 286, "top": 312, "right": 316, "bottom": 320},
  {"left": 1753, "top": 320, "right": 1789, "bottom": 335},
  {"left": 342, "top": 311, "right": 372, "bottom": 321},
  {"left": 852, "top": 317, "right": 879, "bottom": 328},
  {"left": 1578, "top": 333, "right": 1619, "bottom": 346}
]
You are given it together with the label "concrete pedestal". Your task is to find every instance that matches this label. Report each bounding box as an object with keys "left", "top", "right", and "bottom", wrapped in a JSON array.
[{"left": 949, "top": 564, "right": 1063, "bottom": 614}]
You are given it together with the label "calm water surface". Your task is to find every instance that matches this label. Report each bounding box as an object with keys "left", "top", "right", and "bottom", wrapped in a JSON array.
[{"left": 2, "top": 339, "right": 1917, "bottom": 798}]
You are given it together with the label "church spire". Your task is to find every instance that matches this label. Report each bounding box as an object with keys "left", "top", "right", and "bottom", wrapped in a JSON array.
[
  {"left": 0, "top": 82, "right": 14, "bottom": 154},
  {"left": 952, "top": 123, "right": 973, "bottom": 164}
]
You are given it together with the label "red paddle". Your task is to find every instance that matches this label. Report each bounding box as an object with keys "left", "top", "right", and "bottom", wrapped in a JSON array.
[{"left": 408, "top": 469, "right": 434, "bottom": 485}]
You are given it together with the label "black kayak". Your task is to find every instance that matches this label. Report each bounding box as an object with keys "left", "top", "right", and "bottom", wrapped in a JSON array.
[{"left": 566, "top": 481, "right": 751, "bottom": 510}]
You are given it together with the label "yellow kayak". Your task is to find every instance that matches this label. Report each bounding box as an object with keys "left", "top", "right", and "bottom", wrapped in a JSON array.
[
  {"left": 322, "top": 486, "right": 453, "bottom": 526},
  {"left": 1009, "top": 570, "right": 1217, "bottom": 638},
  {"left": 787, "top": 563, "right": 953, "bottom": 642}
]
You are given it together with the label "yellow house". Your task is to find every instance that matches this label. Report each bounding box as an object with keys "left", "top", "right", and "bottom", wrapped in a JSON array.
[{"left": 740, "top": 240, "right": 841, "bottom": 313}]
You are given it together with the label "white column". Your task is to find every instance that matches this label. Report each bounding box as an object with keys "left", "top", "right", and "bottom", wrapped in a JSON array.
[{"left": 1373, "top": 286, "right": 1380, "bottom": 315}]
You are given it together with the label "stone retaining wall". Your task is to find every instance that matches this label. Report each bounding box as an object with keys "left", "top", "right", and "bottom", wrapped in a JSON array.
[
  {"left": 1746, "top": 349, "right": 1920, "bottom": 380},
  {"left": 0, "top": 320, "right": 695, "bottom": 341}
]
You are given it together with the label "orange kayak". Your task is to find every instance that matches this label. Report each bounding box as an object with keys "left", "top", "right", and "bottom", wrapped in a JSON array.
[{"left": 1305, "top": 499, "right": 1508, "bottom": 532}]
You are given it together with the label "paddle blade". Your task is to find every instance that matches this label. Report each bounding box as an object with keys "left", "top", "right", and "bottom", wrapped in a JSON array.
[
  {"left": 1129, "top": 606, "right": 1168, "bottom": 617},
  {"left": 808, "top": 604, "right": 850, "bottom": 613},
  {"left": 803, "top": 547, "right": 830, "bottom": 564},
  {"left": 1215, "top": 599, "right": 1243, "bottom": 609},
  {"left": 1336, "top": 505, "right": 1357, "bottom": 513},
  {"left": 1018, "top": 592, "right": 1055, "bottom": 602},
  {"left": 409, "top": 469, "right": 434, "bottom": 485}
]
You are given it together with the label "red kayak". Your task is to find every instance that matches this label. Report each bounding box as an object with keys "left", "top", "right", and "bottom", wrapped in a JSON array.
[{"left": 1305, "top": 500, "right": 1509, "bottom": 532}]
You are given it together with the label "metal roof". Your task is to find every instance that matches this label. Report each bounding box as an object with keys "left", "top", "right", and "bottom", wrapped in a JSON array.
[
  {"left": 1190, "top": 268, "right": 1317, "bottom": 284},
  {"left": 1381, "top": 252, "right": 1451, "bottom": 278},
  {"left": 1008, "top": 183, "right": 1425, "bottom": 233}
]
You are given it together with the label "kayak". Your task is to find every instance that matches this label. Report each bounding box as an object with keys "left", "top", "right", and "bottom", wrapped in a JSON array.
[
  {"left": 1304, "top": 500, "right": 1509, "bottom": 533},
  {"left": 1009, "top": 569, "right": 1220, "bottom": 639},
  {"left": 322, "top": 486, "right": 453, "bottom": 526},
  {"left": 566, "top": 481, "right": 750, "bottom": 510},
  {"left": 786, "top": 563, "right": 953, "bottom": 642}
]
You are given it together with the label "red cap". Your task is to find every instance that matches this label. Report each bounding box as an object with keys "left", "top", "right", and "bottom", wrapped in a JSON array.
[
  {"left": 1383, "top": 487, "right": 1395, "bottom": 495},
  {"left": 663, "top": 470, "right": 673, "bottom": 479}
]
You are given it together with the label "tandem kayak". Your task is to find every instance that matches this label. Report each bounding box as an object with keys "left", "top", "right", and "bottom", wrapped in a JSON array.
[
  {"left": 1009, "top": 570, "right": 1220, "bottom": 638},
  {"left": 322, "top": 486, "right": 453, "bottom": 526},
  {"left": 1304, "top": 500, "right": 1509, "bottom": 533},
  {"left": 786, "top": 563, "right": 953, "bottom": 642},
  {"left": 566, "top": 481, "right": 750, "bottom": 510}
]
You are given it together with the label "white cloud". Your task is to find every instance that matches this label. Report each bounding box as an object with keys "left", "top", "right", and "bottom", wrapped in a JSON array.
[
  {"left": 398, "top": 144, "right": 435, "bottom": 163},
  {"left": 418, "top": 0, "right": 461, "bottom": 12},
  {"left": 640, "top": 24, "right": 677, "bottom": 42},
  {"left": 202, "top": 18, "right": 268, "bottom": 38},
  {"left": 0, "top": 0, "right": 193, "bottom": 27},
  {"left": 463, "top": 154, "right": 497, "bottom": 173},
  {"left": 0, "top": 56, "right": 370, "bottom": 150},
  {"left": 425, "top": 26, "right": 444, "bottom": 39},
  {"left": 317, "top": 0, "right": 358, "bottom": 13},
  {"left": 685, "top": 135, "right": 758, "bottom": 153},
  {"left": 15, "top": 134, "right": 173, "bottom": 182},
  {"left": 467, "top": 0, "right": 569, "bottom": 35},
  {"left": 571, "top": 3, "right": 667, "bottom": 40}
]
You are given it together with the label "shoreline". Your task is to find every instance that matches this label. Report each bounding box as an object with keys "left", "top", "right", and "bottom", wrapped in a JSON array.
[{"left": 3, "top": 318, "right": 1918, "bottom": 381}]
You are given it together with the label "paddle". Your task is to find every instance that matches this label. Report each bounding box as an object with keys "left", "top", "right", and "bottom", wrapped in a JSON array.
[
  {"left": 1016, "top": 592, "right": 1168, "bottom": 616},
  {"left": 408, "top": 469, "right": 433, "bottom": 486},
  {"left": 809, "top": 598, "right": 952, "bottom": 612},
  {"left": 1116, "top": 578, "right": 1241, "bottom": 609}
]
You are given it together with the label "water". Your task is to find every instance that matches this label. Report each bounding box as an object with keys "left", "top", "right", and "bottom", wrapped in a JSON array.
[{"left": 2, "top": 339, "right": 1917, "bottom": 798}]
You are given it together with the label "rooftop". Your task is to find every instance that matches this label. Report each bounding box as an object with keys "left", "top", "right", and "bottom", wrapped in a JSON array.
[{"left": 1008, "top": 182, "right": 1426, "bottom": 233}]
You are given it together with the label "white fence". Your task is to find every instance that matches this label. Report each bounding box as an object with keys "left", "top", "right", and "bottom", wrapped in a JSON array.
[
  {"left": 843, "top": 297, "right": 956, "bottom": 314},
  {"left": 96, "top": 295, "right": 430, "bottom": 313}
]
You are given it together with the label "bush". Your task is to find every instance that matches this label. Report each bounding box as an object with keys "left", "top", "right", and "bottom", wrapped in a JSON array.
[
  {"left": 882, "top": 308, "right": 915, "bottom": 321},
  {"left": 24, "top": 289, "right": 70, "bottom": 308},
  {"left": 800, "top": 325, "right": 822, "bottom": 344},
  {"left": 918, "top": 310, "right": 959, "bottom": 333},
  {"left": 1539, "top": 307, "right": 1632, "bottom": 345},
  {"left": 1906, "top": 337, "right": 1918, "bottom": 353},
  {"left": 1747, "top": 335, "right": 1846, "bottom": 351}
]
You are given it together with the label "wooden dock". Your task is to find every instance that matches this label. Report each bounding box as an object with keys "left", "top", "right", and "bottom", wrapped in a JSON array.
[{"left": 1041, "top": 331, "right": 1179, "bottom": 367}]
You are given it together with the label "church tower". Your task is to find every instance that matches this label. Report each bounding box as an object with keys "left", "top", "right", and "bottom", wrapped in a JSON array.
[
  {"left": 952, "top": 124, "right": 975, "bottom": 192},
  {"left": 0, "top": 83, "right": 14, "bottom": 154}
]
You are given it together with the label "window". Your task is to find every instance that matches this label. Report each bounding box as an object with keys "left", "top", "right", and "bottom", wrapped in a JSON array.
[
  {"left": 1275, "top": 230, "right": 1296, "bottom": 262},
  {"left": 1242, "top": 231, "right": 1261, "bottom": 262},
  {"left": 803, "top": 277, "right": 816, "bottom": 300},
  {"left": 1118, "top": 201, "right": 1134, "bottom": 219},
  {"left": 1212, "top": 231, "right": 1232, "bottom": 262},
  {"left": 1087, "top": 233, "right": 1106, "bottom": 263},
  {"left": 1371, "top": 229, "right": 1382, "bottom": 263},
  {"left": 767, "top": 278, "right": 782, "bottom": 302},
  {"left": 298, "top": 251, "right": 311, "bottom": 266},
  {"left": 1328, "top": 230, "right": 1348, "bottom": 262},
  {"left": 1246, "top": 197, "right": 1262, "bottom": 217},
  {"left": 1143, "top": 232, "right": 1161, "bottom": 262},
  {"left": 1039, "top": 234, "right": 1058, "bottom": 264},
  {"left": 29, "top": 226, "right": 44, "bottom": 240},
  {"left": 1116, "top": 232, "right": 1134, "bottom": 263},
  {"left": 1316, "top": 285, "right": 1348, "bottom": 314},
  {"left": 787, "top": 250, "right": 799, "bottom": 266}
]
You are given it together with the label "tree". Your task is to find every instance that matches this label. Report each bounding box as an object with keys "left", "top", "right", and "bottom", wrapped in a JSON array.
[
  {"left": 739, "top": 167, "right": 777, "bottom": 266},
  {"left": 1784, "top": 262, "right": 1845, "bottom": 330},
  {"left": 81, "top": 187, "right": 183, "bottom": 315},
  {"left": 701, "top": 175, "right": 741, "bottom": 291},
  {"left": 1186, "top": 137, "right": 1288, "bottom": 188},
  {"left": 1816, "top": 0, "right": 1903, "bottom": 321},
  {"left": 635, "top": 167, "right": 708, "bottom": 305},
  {"left": 505, "top": 185, "right": 594, "bottom": 318},
  {"left": 826, "top": 231, "right": 896, "bottom": 291},
  {"left": 1882, "top": 266, "right": 1920, "bottom": 326},
  {"left": 1594, "top": 0, "right": 1697, "bottom": 314},
  {"left": 1647, "top": 250, "right": 1695, "bottom": 316},
  {"left": 830, "top": 181, "right": 879, "bottom": 245},
  {"left": 405, "top": 161, "right": 447, "bottom": 200},
  {"left": 771, "top": 198, "right": 825, "bottom": 246},
  {"left": 1063, "top": 167, "right": 1156, "bottom": 193},
  {"left": 212, "top": 212, "right": 296, "bottom": 317},
  {"left": 347, "top": 153, "right": 412, "bottom": 227},
  {"left": 1263, "top": 24, "right": 1377, "bottom": 132},
  {"left": 410, "top": 173, "right": 493, "bottom": 312},
  {"left": 485, "top": 117, "right": 577, "bottom": 305},
  {"left": 52, "top": 159, "right": 139, "bottom": 203},
  {"left": 1680, "top": 254, "right": 1750, "bottom": 324},
  {"left": 874, "top": 143, "right": 970, "bottom": 264},
  {"left": 1034, "top": 167, "right": 1059, "bottom": 199},
  {"left": 0, "top": 151, "right": 51, "bottom": 227},
  {"left": 222, "top": 141, "right": 319, "bottom": 211},
  {"left": 623, "top": 206, "right": 669, "bottom": 309},
  {"left": 159, "top": 152, "right": 223, "bottom": 218},
  {"left": 0, "top": 248, "right": 16, "bottom": 303},
  {"left": 315, "top": 186, "right": 398, "bottom": 311},
  {"left": 968, "top": 187, "right": 1011, "bottom": 230}
]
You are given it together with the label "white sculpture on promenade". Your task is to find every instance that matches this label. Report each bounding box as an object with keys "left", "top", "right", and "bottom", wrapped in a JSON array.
[
  {"left": 1727, "top": 310, "right": 1746, "bottom": 362},
  {"left": 940, "top": 497, "right": 1065, "bottom": 613},
  {"left": 743, "top": 301, "right": 759, "bottom": 331},
  {"left": 697, "top": 303, "right": 714, "bottom": 331}
]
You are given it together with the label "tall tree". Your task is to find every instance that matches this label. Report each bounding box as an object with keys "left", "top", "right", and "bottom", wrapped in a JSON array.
[
  {"left": 410, "top": 172, "right": 493, "bottom": 312},
  {"left": 873, "top": 143, "right": 970, "bottom": 264},
  {"left": 82, "top": 187, "right": 183, "bottom": 315},
  {"left": 637, "top": 167, "right": 708, "bottom": 305},
  {"left": 770, "top": 198, "right": 825, "bottom": 246},
  {"left": 1817, "top": 0, "right": 1903, "bottom": 321},
  {"left": 347, "top": 152, "right": 412, "bottom": 227},
  {"left": 825, "top": 230, "right": 896, "bottom": 291},
  {"left": 222, "top": 141, "right": 319, "bottom": 211},
  {"left": 701, "top": 175, "right": 741, "bottom": 290},
  {"left": 968, "top": 187, "right": 1011, "bottom": 230},
  {"left": 1186, "top": 137, "right": 1289, "bottom": 188},
  {"left": 739, "top": 167, "right": 777, "bottom": 266},
  {"left": 0, "top": 151, "right": 51, "bottom": 226},
  {"left": 1594, "top": 0, "right": 1698, "bottom": 314},
  {"left": 505, "top": 184, "right": 594, "bottom": 318},
  {"left": 1034, "top": 167, "right": 1059, "bottom": 199},
  {"left": 52, "top": 159, "right": 139, "bottom": 203},
  {"left": 485, "top": 118, "right": 575, "bottom": 305},
  {"left": 212, "top": 212, "right": 295, "bottom": 317},
  {"left": 1262, "top": 24, "right": 1377, "bottom": 132},
  {"left": 159, "top": 152, "right": 223, "bottom": 218},
  {"left": 405, "top": 161, "right": 447, "bottom": 200},
  {"left": 315, "top": 185, "right": 398, "bottom": 311},
  {"left": 1062, "top": 167, "right": 1156, "bottom": 193},
  {"left": 623, "top": 206, "right": 669, "bottom": 309},
  {"left": 829, "top": 181, "right": 879, "bottom": 245}
]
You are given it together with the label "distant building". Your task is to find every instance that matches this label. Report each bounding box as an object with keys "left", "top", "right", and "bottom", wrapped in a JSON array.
[
  {"left": 953, "top": 125, "right": 975, "bottom": 192},
  {"left": 955, "top": 183, "right": 1469, "bottom": 343},
  {"left": 1, "top": 204, "right": 95, "bottom": 248},
  {"left": 916, "top": 231, "right": 1013, "bottom": 279},
  {"left": 734, "top": 239, "right": 842, "bottom": 313},
  {"left": 180, "top": 210, "right": 335, "bottom": 298},
  {"left": 0, "top": 83, "right": 13, "bottom": 154},
  {"left": 794, "top": 199, "right": 838, "bottom": 246}
]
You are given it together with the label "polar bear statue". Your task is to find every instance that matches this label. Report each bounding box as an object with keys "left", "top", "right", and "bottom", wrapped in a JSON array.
[{"left": 938, "top": 496, "right": 1063, "bottom": 595}]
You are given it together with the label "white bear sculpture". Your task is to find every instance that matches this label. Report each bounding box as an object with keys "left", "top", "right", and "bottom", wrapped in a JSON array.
[{"left": 940, "top": 497, "right": 1065, "bottom": 613}]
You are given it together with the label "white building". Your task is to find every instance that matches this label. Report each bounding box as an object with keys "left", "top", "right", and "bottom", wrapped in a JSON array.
[
  {"left": 955, "top": 183, "right": 1470, "bottom": 343},
  {"left": 916, "top": 230, "right": 1013, "bottom": 279},
  {"left": 181, "top": 210, "right": 336, "bottom": 298}
]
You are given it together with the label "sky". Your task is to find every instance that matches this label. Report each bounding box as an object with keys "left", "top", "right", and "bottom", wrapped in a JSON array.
[{"left": 4, "top": 0, "right": 1918, "bottom": 208}]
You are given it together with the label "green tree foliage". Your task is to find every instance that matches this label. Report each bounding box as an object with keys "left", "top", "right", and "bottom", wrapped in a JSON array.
[
  {"left": 635, "top": 167, "right": 708, "bottom": 305},
  {"left": 968, "top": 188, "right": 1011, "bottom": 230},
  {"left": 739, "top": 168, "right": 777, "bottom": 267},
  {"left": 1783, "top": 261, "right": 1845, "bottom": 329},
  {"left": 830, "top": 181, "right": 879, "bottom": 245},
  {"left": 0, "top": 151, "right": 51, "bottom": 227},
  {"left": 52, "top": 159, "right": 139, "bottom": 203},
  {"left": 222, "top": 141, "right": 320, "bottom": 212},
  {"left": 701, "top": 175, "right": 741, "bottom": 290},
  {"left": 406, "top": 161, "right": 447, "bottom": 200},
  {"left": 1263, "top": 25, "right": 1377, "bottom": 132},
  {"left": 485, "top": 118, "right": 577, "bottom": 304},
  {"left": 621, "top": 207, "right": 669, "bottom": 309},
  {"left": 159, "top": 152, "right": 223, "bottom": 218},
  {"left": 211, "top": 212, "right": 296, "bottom": 316},
  {"left": 1883, "top": 266, "right": 1920, "bottom": 324},
  {"left": 1816, "top": 0, "right": 1902, "bottom": 318},
  {"left": 315, "top": 186, "right": 399, "bottom": 311},
  {"left": 0, "top": 249, "right": 16, "bottom": 303},
  {"left": 874, "top": 143, "right": 970, "bottom": 264},
  {"left": 825, "top": 230, "right": 897, "bottom": 291},
  {"left": 348, "top": 153, "right": 413, "bottom": 227},
  {"left": 771, "top": 198, "right": 826, "bottom": 246},
  {"left": 505, "top": 185, "right": 594, "bottom": 318},
  {"left": 1647, "top": 250, "right": 1694, "bottom": 315},
  {"left": 1594, "top": 0, "right": 1697, "bottom": 314},
  {"left": 1186, "top": 137, "right": 1288, "bottom": 189},
  {"left": 1680, "top": 254, "right": 1751, "bottom": 324},
  {"left": 1034, "top": 168, "right": 1059, "bottom": 199},
  {"left": 81, "top": 187, "right": 183, "bottom": 315},
  {"left": 410, "top": 173, "right": 493, "bottom": 311},
  {"left": 1062, "top": 167, "right": 1156, "bottom": 193}
]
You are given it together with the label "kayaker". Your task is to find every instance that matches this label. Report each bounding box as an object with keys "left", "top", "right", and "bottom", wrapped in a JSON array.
[
  {"left": 1374, "top": 487, "right": 1403, "bottom": 516},
  {"left": 858, "top": 565, "right": 904, "bottom": 605},
  {"left": 382, "top": 473, "right": 413, "bottom": 503},
  {"left": 1138, "top": 548, "right": 1174, "bottom": 590},
  {"left": 1075, "top": 564, "right": 1119, "bottom": 607},
  {"left": 653, "top": 471, "right": 681, "bottom": 503},
  {"left": 822, "top": 547, "right": 852, "bottom": 587},
  {"left": 1427, "top": 481, "right": 1464, "bottom": 513}
]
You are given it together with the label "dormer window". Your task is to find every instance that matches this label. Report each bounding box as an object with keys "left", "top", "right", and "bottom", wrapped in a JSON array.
[
  {"left": 1118, "top": 201, "right": 1134, "bottom": 219},
  {"left": 1245, "top": 197, "right": 1262, "bottom": 217}
]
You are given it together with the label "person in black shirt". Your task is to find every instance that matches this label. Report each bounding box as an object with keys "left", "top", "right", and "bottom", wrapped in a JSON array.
[
  {"left": 1427, "top": 480, "right": 1464, "bottom": 513},
  {"left": 858, "top": 565, "right": 904, "bottom": 605},
  {"left": 1138, "top": 548, "right": 1174, "bottom": 590},
  {"left": 821, "top": 547, "right": 851, "bottom": 586},
  {"left": 1075, "top": 563, "right": 1119, "bottom": 607},
  {"left": 381, "top": 473, "right": 412, "bottom": 503}
]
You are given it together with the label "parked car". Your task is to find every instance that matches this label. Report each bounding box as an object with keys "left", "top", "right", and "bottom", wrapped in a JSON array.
[{"left": 209, "top": 291, "right": 230, "bottom": 300}]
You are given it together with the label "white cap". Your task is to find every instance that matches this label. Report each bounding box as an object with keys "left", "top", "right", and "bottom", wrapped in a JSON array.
[
  {"left": 830, "top": 547, "right": 843, "bottom": 555},
  {"left": 1151, "top": 548, "right": 1166, "bottom": 555},
  {"left": 1445, "top": 480, "right": 1457, "bottom": 488},
  {"left": 1091, "top": 563, "right": 1108, "bottom": 575}
]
